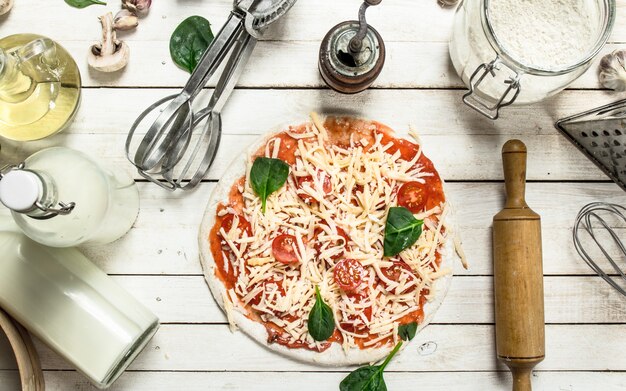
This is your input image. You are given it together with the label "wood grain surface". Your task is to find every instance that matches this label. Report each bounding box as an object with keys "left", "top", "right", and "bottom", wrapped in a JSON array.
[{"left": 0, "top": 0, "right": 625, "bottom": 390}]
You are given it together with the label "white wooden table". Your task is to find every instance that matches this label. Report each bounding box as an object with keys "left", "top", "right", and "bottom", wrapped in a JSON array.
[{"left": 1, "top": 1, "right": 626, "bottom": 390}]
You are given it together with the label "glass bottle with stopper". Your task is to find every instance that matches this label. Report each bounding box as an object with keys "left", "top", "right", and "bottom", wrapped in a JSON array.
[
  {"left": 0, "top": 147, "right": 139, "bottom": 247},
  {"left": 0, "top": 34, "right": 81, "bottom": 141},
  {"left": 318, "top": 0, "right": 385, "bottom": 94}
]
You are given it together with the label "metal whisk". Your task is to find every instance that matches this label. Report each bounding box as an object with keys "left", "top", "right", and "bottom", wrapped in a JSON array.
[
  {"left": 573, "top": 202, "right": 626, "bottom": 296},
  {"left": 125, "top": 0, "right": 298, "bottom": 190}
]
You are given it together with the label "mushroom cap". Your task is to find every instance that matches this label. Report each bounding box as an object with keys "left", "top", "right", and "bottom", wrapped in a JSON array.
[
  {"left": 87, "top": 40, "right": 130, "bottom": 72},
  {"left": 0, "top": 0, "right": 14, "bottom": 16}
]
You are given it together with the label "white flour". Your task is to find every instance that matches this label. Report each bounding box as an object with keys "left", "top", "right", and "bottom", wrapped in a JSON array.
[{"left": 488, "top": 0, "right": 600, "bottom": 70}]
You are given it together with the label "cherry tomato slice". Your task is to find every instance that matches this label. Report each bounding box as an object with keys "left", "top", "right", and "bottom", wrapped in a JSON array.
[
  {"left": 334, "top": 259, "right": 365, "bottom": 293},
  {"left": 220, "top": 214, "right": 253, "bottom": 237},
  {"left": 397, "top": 181, "right": 429, "bottom": 213},
  {"left": 340, "top": 292, "right": 373, "bottom": 332},
  {"left": 272, "top": 234, "right": 300, "bottom": 264},
  {"left": 380, "top": 260, "right": 418, "bottom": 294},
  {"left": 314, "top": 226, "right": 350, "bottom": 260},
  {"left": 379, "top": 133, "right": 420, "bottom": 161},
  {"left": 296, "top": 171, "right": 332, "bottom": 203}
]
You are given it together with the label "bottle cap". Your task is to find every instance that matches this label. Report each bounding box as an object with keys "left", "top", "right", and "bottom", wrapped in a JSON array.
[{"left": 0, "top": 170, "right": 42, "bottom": 212}]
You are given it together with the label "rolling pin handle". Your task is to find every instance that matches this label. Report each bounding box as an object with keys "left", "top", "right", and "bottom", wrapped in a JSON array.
[
  {"left": 511, "top": 367, "right": 532, "bottom": 391},
  {"left": 502, "top": 139, "right": 529, "bottom": 209}
]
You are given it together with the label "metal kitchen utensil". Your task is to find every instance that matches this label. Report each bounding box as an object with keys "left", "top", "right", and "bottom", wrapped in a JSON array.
[
  {"left": 125, "top": 0, "right": 298, "bottom": 191},
  {"left": 556, "top": 99, "right": 626, "bottom": 192},
  {"left": 573, "top": 202, "right": 626, "bottom": 297},
  {"left": 318, "top": 0, "right": 385, "bottom": 94}
]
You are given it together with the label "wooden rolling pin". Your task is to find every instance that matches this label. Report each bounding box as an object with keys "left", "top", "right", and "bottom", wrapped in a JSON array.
[{"left": 493, "top": 140, "right": 545, "bottom": 391}]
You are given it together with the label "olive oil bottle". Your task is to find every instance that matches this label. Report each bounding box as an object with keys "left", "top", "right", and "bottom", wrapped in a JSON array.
[{"left": 0, "top": 34, "right": 81, "bottom": 141}]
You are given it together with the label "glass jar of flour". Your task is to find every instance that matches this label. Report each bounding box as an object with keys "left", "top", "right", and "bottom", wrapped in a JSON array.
[{"left": 450, "top": 0, "right": 615, "bottom": 119}]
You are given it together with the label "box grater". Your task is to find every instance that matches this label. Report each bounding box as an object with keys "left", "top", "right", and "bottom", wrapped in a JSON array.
[{"left": 555, "top": 99, "right": 626, "bottom": 192}]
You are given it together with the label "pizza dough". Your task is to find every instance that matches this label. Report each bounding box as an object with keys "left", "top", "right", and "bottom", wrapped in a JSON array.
[{"left": 198, "top": 115, "right": 462, "bottom": 365}]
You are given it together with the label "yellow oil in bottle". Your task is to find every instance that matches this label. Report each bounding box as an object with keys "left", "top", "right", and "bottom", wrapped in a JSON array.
[{"left": 0, "top": 34, "right": 81, "bottom": 141}]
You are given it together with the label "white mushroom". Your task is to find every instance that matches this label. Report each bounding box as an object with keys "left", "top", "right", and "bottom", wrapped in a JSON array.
[
  {"left": 0, "top": 0, "right": 13, "bottom": 16},
  {"left": 88, "top": 12, "right": 130, "bottom": 72}
]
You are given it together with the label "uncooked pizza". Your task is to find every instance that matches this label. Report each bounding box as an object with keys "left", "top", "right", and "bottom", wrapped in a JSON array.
[{"left": 199, "top": 113, "right": 463, "bottom": 365}]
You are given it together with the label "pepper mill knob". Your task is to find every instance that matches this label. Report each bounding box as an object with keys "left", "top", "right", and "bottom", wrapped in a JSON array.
[{"left": 318, "top": 0, "right": 385, "bottom": 94}]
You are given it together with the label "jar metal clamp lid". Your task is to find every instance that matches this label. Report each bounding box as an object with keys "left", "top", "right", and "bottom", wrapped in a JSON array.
[{"left": 0, "top": 163, "right": 75, "bottom": 219}]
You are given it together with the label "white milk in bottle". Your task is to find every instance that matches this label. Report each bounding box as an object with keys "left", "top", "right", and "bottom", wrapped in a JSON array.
[
  {"left": 0, "top": 217, "right": 159, "bottom": 388},
  {"left": 0, "top": 147, "right": 139, "bottom": 247}
]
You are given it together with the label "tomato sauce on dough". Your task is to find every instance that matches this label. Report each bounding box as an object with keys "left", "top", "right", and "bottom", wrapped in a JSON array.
[{"left": 208, "top": 117, "right": 445, "bottom": 352}]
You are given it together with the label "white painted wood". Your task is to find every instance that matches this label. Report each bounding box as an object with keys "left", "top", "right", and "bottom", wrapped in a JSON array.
[
  {"left": 22, "top": 88, "right": 622, "bottom": 136},
  {"left": 1, "top": 2, "right": 625, "bottom": 89},
  {"left": 0, "top": 132, "right": 614, "bottom": 181},
  {"left": 0, "top": 324, "right": 622, "bottom": 372},
  {"left": 110, "top": 275, "right": 626, "bottom": 324},
  {"left": 1, "top": 0, "right": 625, "bottom": 389},
  {"left": 8, "top": 181, "right": 609, "bottom": 276},
  {"left": 0, "top": 371, "right": 614, "bottom": 391}
]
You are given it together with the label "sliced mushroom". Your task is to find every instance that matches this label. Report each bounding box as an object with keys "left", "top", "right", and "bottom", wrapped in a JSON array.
[
  {"left": 0, "top": 0, "right": 13, "bottom": 16},
  {"left": 88, "top": 12, "right": 130, "bottom": 72}
]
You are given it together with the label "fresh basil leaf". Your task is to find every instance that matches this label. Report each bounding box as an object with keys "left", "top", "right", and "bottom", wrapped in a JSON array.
[
  {"left": 64, "top": 0, "right": 106, "bottom": 8},
  {"left": 339, "top": 341, "right": 403, "bottom": 391},
  {"left": 169, "top": 16, "right": 214, "bottom": 73},
  {"left": 398, "top": 322, "right": 417, "bottom": 341},
  {"left": 383, "top": 207, "right": 423, "bottom": 257},
  {"left": 339, "top": 366, "right": 386, "bottom": 391},
  {"left": 308, "top": 286, "right": 335, "bottom": 341},
  {"left": 250, "top": 157, "right": 289, "bottom": 213}
]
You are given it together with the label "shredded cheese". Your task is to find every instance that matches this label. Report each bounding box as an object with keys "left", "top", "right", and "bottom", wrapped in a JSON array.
[{"left": 213, "top": 114, "right": 460, "bottom": 351}]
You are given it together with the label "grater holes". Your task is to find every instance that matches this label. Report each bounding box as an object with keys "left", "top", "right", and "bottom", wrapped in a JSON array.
[
  {"left": 616, "top": 129, "right": 623, "bottom": 136},
  {"left": 592, "top": 131, "right": 599, "bottom": 137},
  {"left": 603, "top": 130, "right": 611, "bottom": 136},
  {"left": 581, "top": 131, "right": 588, "bottom": 137},
  {"left": 615, "top": 140, "right": 621, "bottom": 146},
  {"left": 616, "top": 153, "right": 623, "bottom": 159},
  {"left": 591, "top": 141, "right": 598, "bottom": 147},
  {"left": 604, "top": 141, "right": 611, "bottom": 148},
  {"left": 601, "top": 150, "right": 609, "bottom": 158}
]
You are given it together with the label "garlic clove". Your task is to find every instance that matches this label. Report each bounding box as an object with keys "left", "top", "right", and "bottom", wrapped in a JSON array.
[
  {"left": 114, "top": 9, "right": 138, "bottom": 31},
  {"left": 0, "top": 0, "right": 13, "bottom": 16},
  {"left": 438, "top": 0, "right": 459, "bottom": 7},
  {"left": 599, "top": 50, "right": 626, "bottom": 92},
  {"left": 122, "top": 0, "right": 151, "bottom": 17}
]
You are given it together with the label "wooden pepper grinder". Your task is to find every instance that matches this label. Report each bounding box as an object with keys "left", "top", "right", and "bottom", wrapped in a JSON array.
[
  {"left": 493, "top": 140, "right": 545, "bottom": 391},
  {"left": 318, "top": 0, "right": 385, "bottom": 94}
]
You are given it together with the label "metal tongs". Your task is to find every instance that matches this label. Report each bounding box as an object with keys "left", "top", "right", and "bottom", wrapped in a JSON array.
[{"left": 126, "top": 0, "right": 298, "bottom": 190}]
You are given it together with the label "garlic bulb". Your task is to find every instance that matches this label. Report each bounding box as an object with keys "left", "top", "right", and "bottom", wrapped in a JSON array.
[
  {"left": 438, "top": 0, "right": 459, "bottom": 7},
  {"left": 0, "top": 0, "right": 13, "bottom": 16},
  {"left": 599, "top": 50, "right": 626, "bottom": 92}
]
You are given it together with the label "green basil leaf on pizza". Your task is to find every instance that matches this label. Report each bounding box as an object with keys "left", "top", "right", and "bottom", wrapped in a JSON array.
[
  {"left": 384, "top": 207, "right": 423, "bottom": 257},
  {"left": 308, "top": 286, "right": 335, "bottom": 341},
  {"left": 250, "top": 157, "right": 289, "bottom": 213},
  {"left": 398, "top": 322, "right": 417, "bottom": 341}
]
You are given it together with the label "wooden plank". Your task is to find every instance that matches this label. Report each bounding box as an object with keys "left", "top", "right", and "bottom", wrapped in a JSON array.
[
  {"left": 0, "top": 132, "right": 613, "bottom": 181},
  {"left": 1, "top": 2, "right": 625, "bottom": 88},
  {"left": 2, "top": 324, "right": 623, "bottom": 371},
  {"left": 41, "top": 181, "right": 620, "bottom": 276},
  {"left": 1, "top": 370, "right": 617, "bottom": 391},
  {"left": 5, "top": 0, "right": 626, "bottom": 44},
  {"left": 113, "top": 275, "right": 626, "bottom": 325},
  {"left": 45, "top": 88, "right": 621, "bottom": 136},
  {"left": 0, "top": 39, "right": 620, "bottom": 89}
]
